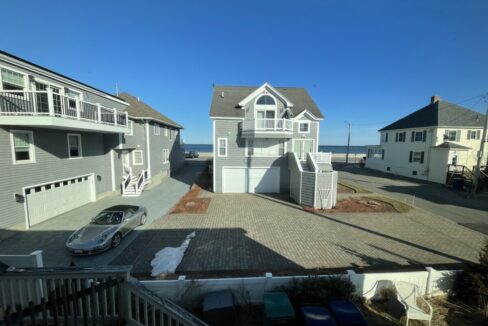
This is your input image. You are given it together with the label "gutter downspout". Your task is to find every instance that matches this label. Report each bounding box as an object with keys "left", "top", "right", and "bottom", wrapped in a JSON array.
[{"left": 145, "top": 120, "right": 151, "bottom": 178}]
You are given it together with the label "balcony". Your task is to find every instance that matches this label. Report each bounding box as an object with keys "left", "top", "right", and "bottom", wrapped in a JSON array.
[
  {"left": 242, "top": 118, "right": 293, "bottom": 138},
  {"left": 0, "top": 90, "right": 129, "bottom": 133}
]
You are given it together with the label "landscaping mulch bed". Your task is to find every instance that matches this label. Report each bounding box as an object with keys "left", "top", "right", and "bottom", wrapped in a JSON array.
[
  {"left": 170, "top": 185, "right": 211, "bottom": 214},
  {"left": 322, "top": 196, "right": 397, "bottom": 213},
  {"left": 338, "top": 183, "right": 356, "bottom": 193}
]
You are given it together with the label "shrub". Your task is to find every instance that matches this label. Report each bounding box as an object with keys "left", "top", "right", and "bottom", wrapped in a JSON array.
[
  {"left": 281, "top": 276, "right": 356, "bottom": 307},
  {"left": 454, "top": 240, "right": 488, "bottom": 316}
]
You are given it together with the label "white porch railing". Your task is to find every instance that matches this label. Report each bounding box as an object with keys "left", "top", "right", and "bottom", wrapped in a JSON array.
[
  {"left": 310, "top": 152, "right": 332, "bottom": 164},
  {"left": 0, "top": 90, "right": 128, "bottom": 127},
  {"left": 242, "top": 118, "right": 293, "bottom": 132}
]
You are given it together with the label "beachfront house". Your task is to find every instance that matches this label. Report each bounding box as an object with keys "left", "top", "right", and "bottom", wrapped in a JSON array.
[
  {"left": 209, "top": 82, "right": 338, "bottom": 209},
  {"left": 366, "top": 95, "right": 488, "bottom": 186},
  {"left": 0, "top": 51, "right": 184, "bottom": 230}
]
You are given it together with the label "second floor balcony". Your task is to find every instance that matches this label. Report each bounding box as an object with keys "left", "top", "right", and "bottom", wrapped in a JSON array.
[
  {"left": 242, "top": 118, "right": 293, "bottom": 138},
  {"left": 0, "top": 90, "right": 129, "bottom": 133}
]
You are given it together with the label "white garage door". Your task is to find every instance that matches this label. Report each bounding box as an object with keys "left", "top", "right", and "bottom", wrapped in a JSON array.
[
  {"left": 223, "top": 167, "right": 280, "bottom": 193},
  {"left": 25, "top": 175, "right": 95, "bottom": 227}
]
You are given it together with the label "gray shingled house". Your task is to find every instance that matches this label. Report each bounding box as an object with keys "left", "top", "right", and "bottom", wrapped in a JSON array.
[
  {"left": 366, "top": 95, "right": 488, "bottom": 185},
  {"left": 209, "top": 82, "right": 338, "bottom": 209},
  {"left": 0, "top": 51, "right": 183, "bottom": 230}
]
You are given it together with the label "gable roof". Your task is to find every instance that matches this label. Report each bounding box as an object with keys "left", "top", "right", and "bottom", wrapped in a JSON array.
[
  {"left": 380, "top": 100, "right": 486, "bottom": 131},
  {"left": 434, "top": 142, "right": 471, "bottom": 150},
  {"left": 209, "top": 85, "right": 324, "bottom": 119},
  {"left": 237, "top": 82, "right": 294, "bottom": 108},
  {"left": 118, "top": 92, "right": 183, "bottom": 129}
]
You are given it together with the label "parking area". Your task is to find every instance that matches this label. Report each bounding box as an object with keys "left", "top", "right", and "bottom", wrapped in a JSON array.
[
  {"left": 0, "top": 160, "right": 206, "bottom": 267},
  {"left": 334, "top": 163, "right": 488, "bottom": 235},
  {"left": 112, "top": 186, "right": 487, "bottom": 278}
]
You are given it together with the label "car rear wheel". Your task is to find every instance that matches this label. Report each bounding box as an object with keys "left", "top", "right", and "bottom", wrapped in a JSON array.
[
  {"left": 111, "top": 233, "right": 122, "bottom": 248},
  {"left": 140, "top": 213, "right": 147, "bottom": 225}
]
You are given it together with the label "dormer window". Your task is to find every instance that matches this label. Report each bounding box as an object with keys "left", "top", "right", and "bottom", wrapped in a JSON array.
[{"left": 256, "top": 95, "right": 275, "bottom": 106}]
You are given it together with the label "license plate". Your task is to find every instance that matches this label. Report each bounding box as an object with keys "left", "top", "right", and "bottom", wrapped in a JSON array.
[{"left": 74, "top": 250, "right": 83, "bottom": 254}]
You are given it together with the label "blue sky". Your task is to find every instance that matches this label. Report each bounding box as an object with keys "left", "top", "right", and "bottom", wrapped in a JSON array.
[{"left": 2, "top": 0, "right": 487, "bottom": 145}]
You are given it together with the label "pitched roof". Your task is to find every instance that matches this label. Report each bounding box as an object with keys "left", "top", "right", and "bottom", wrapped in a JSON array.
[
  {"left": 434, "top": 142, "right": 471, "bottom": 150},
  {"left": 380, "top": 100, "right": 486, "bottom": 131},
  {"left": 118, "top": 92, "right": 183, "bottom": 129},
  {"left": 209, "top": 85, "right": 324, "bottom": 119}
]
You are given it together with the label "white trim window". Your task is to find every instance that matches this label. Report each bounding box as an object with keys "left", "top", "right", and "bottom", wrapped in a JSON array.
[
  {"left": 133, "top": 150, "right": 144, "bottom": 165},
  {"left": 246, "top": 139, "right": 285, "bottom": 157},
  {"left": 67, "top": 134, "right": 82, "bottom": 159},
  {"left": 164, "top": 127, "right": 168, "bottom": 137},
  {"left": 467, "top": 130, "right": 481, "bottom": 140},
  {"left": 446, "top": 130, "right": 459, "bottom": 141},
  {"left": 1, "top": 67, "right": 26, "bottom": 91},
  {"left": 169, "top": 129, "right": 173, "bottom": 141},
  {"left": 10, "top": 130, "right": 35, "bottom": 164},
  {"left": 217, "top": 138, "right": 227, "bottom": 157},
  {"left": 298, "top": 122, "right": 310, "bottom": 133},
  {"left": 126, "top": 120, "right": 134, "bottom": 136},
  {"left": 162, "top": 149, "right": 169, "bottom": 163},
  {"left": 153, "top": 123, "right": 160, "bottom": 135}
]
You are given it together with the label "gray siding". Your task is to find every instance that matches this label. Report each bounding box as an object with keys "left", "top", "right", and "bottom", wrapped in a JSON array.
[
  {"left": 288, "top": 153, "right": 301, "bottom": 203},
  {"left": 292, "top": 120, "right": 318, "bottom": 149},
  {"left": 214, "top": 119, "right": 290, "bottom": 193},
  {"left": 121, "top": 120, "right": 147, "bottom": 176},
  {"left": 0, "top": 126, "right": 116, "bottom": 228}
]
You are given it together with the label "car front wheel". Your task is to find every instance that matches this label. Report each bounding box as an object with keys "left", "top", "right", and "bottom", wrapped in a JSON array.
[
  {"left": 111, "top": 233, "right": 122, "bottom": 248},
  {"left": 140, "top": 213, "right": 147, "bottom": 225}
]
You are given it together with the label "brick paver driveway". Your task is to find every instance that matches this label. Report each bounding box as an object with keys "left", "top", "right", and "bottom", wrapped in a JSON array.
[
  {"left": 0, "top": 160, "right": 206, "bottom": 267},
  {"left": 113, "top": 190, "right": 487, "bottom": 277}
]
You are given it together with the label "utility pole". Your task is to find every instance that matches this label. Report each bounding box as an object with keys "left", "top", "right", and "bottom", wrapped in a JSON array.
[
  {"left": 473, "top": 95, "right": 488, "bottom": 193},
  {"left": 345, "top": 121, "right": 351, "bottom": 165}
]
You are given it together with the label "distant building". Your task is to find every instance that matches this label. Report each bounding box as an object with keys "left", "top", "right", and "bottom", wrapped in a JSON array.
[{"left": 366, "top": 95, "right": 487, "bottom": 184}]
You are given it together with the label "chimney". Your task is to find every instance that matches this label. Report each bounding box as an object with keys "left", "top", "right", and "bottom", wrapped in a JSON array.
[{"left": 430, "top": 95, "right": 441, "bottom": 104}]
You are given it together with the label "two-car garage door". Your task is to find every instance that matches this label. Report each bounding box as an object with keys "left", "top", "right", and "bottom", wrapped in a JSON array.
[
  {"left": 25, "top": 175, "right": 96, "bottom": 227},
  {"left": 223, "top": 167, "right": 280, "bottom": 193}
]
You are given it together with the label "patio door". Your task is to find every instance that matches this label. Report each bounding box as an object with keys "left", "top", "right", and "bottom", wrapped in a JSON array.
[
  {"left": 34, "top": 82, "right": 62, "bottom": 114},
  {"left": 293, "top": 140, "right": 314, "bottom": 160},
  {"left": 256, "top": 110, "right": 275, "bottom": 129},
  {"left": 122, "top": 151, "right": 132, "bottom": 176}
]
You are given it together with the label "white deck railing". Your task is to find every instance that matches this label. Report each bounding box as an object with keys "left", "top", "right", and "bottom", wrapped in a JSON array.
[
  {"left": 242, "top": 118, "right": 293, "bottom": 132},
  {"left": 310, "top": 152, "right": 332, "bottom": 164},
  {"left": 0, "top": 90, "right": 128, "bottom": 127}
]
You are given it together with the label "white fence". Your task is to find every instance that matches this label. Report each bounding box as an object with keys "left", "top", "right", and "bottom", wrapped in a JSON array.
[
  {"left": 142, "top": 267, "right": 459, "bottom": 304},
  {"left": 0, "top": 250, "right": 43, "bottom": 268}
]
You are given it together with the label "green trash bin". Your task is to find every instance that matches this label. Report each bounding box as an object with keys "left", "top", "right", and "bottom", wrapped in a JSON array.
[{"left": 263, "top": 292, "right": 295, "bottom": 325}]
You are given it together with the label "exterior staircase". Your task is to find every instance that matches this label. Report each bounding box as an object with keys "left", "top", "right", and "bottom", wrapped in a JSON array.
[
  {"left": 300, "top": 161, "right": 312, "bottom": 172},
  {"left": 122, "top": 170, "right": 150, "bottom": 197}
]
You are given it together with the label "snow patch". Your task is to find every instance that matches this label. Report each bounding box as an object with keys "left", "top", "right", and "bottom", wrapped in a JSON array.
[{"left": 150, "top": 232, "right": 196, "bottom": 277}]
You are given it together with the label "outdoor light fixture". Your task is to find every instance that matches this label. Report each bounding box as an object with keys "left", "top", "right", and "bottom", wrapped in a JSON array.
[
  {"left": 14, "top": 193, "right": 24, "bottom": 203},
  {"left": 97, "top": 175, "right": 102, "bottom": 182}
]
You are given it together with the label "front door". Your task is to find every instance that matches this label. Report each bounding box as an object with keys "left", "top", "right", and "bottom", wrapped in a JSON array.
[
  {"left": 122, "top": 152, "right": 131, "bottom": 176},
  {"left": 293, "top": 140, "right": 314, "bottom": 160}
]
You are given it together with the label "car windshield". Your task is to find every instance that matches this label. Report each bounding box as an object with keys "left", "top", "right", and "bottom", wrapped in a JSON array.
[{"left": 91, "top": 211, "right": 123, "bottom": 225}]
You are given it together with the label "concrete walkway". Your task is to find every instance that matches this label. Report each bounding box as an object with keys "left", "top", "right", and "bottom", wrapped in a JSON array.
[
  {"left": 335, "top": 163, "right": 488, "bottom": 235},
  {"left": 0, "top": 160, "right": 206, "bottom": 267}
]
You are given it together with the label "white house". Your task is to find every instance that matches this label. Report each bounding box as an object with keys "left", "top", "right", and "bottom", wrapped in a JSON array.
[{"left": 366, "top": 95, "right": 487, "bottom": 185}]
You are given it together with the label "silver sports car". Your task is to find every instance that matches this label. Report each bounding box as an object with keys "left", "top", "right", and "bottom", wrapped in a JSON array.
[{"left": 66, "top": 205, "right": 147, "bottom": 255}]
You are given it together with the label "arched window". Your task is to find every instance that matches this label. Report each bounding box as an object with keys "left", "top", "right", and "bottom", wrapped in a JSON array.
[{"left": 256, "top": 95, "right": 275, "bottom": 105}]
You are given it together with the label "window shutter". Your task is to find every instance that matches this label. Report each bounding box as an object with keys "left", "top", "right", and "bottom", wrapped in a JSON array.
[
  {"left": 403, "top": 132, "right": 406, "bottom": 142},
  {"left": 477, "top": 130, "right": 481, "bottom": 140},
  {"left": 411, "top": 131, "right": 415, "bottom": 142},
  {"left": 423, "top": 130, "right": 427, "bottom": 142},
  {"left": 409, "top": 151, "right": 413, "bottom": 162},
  {"left": 420, "top": 152, "right": 425, "bottom": 164},
  {"left": 456, "top": 130, "right": 461, "bottom": 142},
  {"left": 467, "top": 131, "right": 470, "bottom": 140},
  {"left": 381, "top": 149, "right": 385, "bottom": 160}
]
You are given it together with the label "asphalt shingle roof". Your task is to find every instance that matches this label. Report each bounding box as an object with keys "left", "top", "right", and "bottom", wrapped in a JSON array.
[
  {"left": 209, "top": 85, "right": 324, "bottom": 119},
  {"left": 118, "top": 92, "right": 183, "bottom": 129},
  {"left": 434, "top": 142, "right": 471, "bottom": 150},
  {"left": 380, "top": 100, "right": 486, "bottom": 131}
]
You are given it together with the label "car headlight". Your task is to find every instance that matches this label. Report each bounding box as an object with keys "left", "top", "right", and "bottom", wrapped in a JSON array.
[
  {"left": 96, "top": 233, "right": 109, "bottom": 243},
  {"left": 67, "top": 232, "right": 81, "bottom": 243}
]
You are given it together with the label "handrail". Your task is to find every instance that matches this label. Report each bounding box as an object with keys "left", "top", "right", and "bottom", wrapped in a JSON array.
[
  {"left": 307, "top": 152, "right": 319, "bottom": 172},
  {"left": 310, "top": 152, "right": 332, "bottom": 164},
  {"left": 122, "top": 172, "right": 132, "bottom": 195},
  {"left": 242, "top": 118, "right": 293, "bottom": 132},
  {"left": 136, "top": 170, "right": 145, "bottom": 193},
  {"left": 0, "top": 90, "right": 127, "bottom": 127}
]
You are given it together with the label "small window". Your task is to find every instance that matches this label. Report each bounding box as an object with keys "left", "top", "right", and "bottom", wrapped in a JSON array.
[
  {"left": 10, "top": 130, "right": 35, "bottom": 164},
  {"left": 397, "top": 132, "right": 406, "bottom": 142},
  {"left": 133, "top": 150, "right": 144, "bottom": 165},
  {"left": 256, "top": 95, "right": 275, "bottom": 105},
  {"left": 467, "top": 130, "right": 480, "bottom": 140},
  {"left": 386, "top": 167, "right": 391, "bottom": 171},
  {"left": 414, "top": 131, "right": 424, "bottom": 142},
  {"left": 299, "top": 122, "right": 310, "bottom": 133},
  {"left": 153, "top": 123, "right": 160, "bottom": 135},
  {"left": 63, "top": 181, "right": 68, "bottom": 186},
  {"left": 169, "top": 129, "right": 173, "bottom": 141},
  {"left": 67, "top": 134, "right": 82, "bottom": 159},
  {"left": 164, "top": 127, "right": 168, "bottom": 137},
  {"left": 1, "top": 68, "right": 25, "bottom": 91},
  {"left": 162, "top": 149, "right": 169, "bottom": 163},
  {"left": 412, "top": 152, "right": 422, "bottom": 162},
  {"left": 126, "top": 120, "right": 133, "bottom": 136},
  {"left": 446, "top": 130, "right": 457, "bottom": 141},
  {"left": 218, "top": 138, "right": 227, "bottom": 157},
  {"left": 412, "top": 170, "right": 418, "bottom": 176},
  {"left": 384, "top": 133, "right": 388, "bottom": 143}
]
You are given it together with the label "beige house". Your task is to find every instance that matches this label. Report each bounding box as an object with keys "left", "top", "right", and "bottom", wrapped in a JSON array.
[{"left": 366, "top": 96, "right": 487, "bottom": 184}]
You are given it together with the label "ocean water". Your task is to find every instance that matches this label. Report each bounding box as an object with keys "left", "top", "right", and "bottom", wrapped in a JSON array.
[{"left": 184, "top": 144, "right": 367, "bottom": 154}]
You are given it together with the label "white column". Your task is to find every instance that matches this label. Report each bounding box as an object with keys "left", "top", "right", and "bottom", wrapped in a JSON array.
[
  {"left": 76, "top": 99, "right": 81, "bottom": 120},
  {"left": 47, "top": 89, "right": 54, "bottom": 116},
  {"left": 97, "top": 104, "right": 102, "bottom": 123},
  {"left": 113, "top": 109, "right": 117, "bottom": 126}
]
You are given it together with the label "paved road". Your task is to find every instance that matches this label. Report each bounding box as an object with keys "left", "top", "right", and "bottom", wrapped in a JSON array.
[
  {"left": 0, "top": 160, "right": 206, "bottom": 267},
  {"left": 335, "top": 164, "right": 488, "bottom": 235}
]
